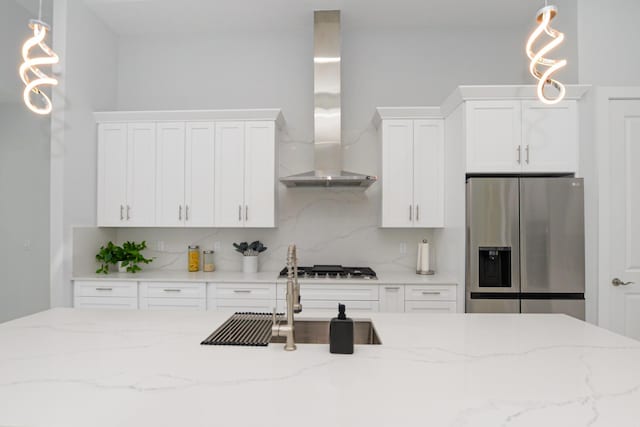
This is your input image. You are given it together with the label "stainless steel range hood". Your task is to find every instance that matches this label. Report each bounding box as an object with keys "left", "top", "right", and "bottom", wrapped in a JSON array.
[{"left": 280, "top": 10, "right": 377, "bottom": 188}]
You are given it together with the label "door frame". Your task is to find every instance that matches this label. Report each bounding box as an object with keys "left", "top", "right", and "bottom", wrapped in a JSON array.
[{"left": 596, "top": 87, "right": 640, "bottom": 330}]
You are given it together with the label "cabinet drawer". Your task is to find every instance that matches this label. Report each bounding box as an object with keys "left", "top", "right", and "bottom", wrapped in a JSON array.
[
  {"left": 405, "top": 285, "right": 456, "bottom": 301},
  {"left": 211, "top": 283, "right": 276, "bottom": 300},
  {"left": 276, "top": 283, "right": 379, "bottom": 301},
  {"left": 139, "top": 297, "right": 206, "bottom": 311},
  {"left": 141, "top": 282, "right": 206, "bottom": 299},
  {"left": 405, "top": 301, "right": 456, "bottom": 313},
  {"left": 74, "top": 281, "right": 137, "bottom": 298},
  {"left": 74, "top": 296, "right": 137, "bottom": 309},
  {"left": 213, "top": 298, "right": 276, "bottom": 312},
  {"left": 277, "top": 299, "right": 379, "bottom": 313}
]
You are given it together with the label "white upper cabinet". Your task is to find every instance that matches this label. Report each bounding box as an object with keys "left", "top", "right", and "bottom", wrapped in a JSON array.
[
  {"left": 244, "top": 121, "right": 276, "bottom": 228},
  {"left": 215, "top": 122, "right": 246, "bottom": 227},
  {"left": 185, "top": 122, "right": 215, "bottom": 226},
  {"left": 466, "top": 101, "right": 522, "bottom": 173},
  {"left": 379, "top": 114, "right": 444, "bottom": 228},
  {"left": 156, "top": 122, "right": 186, "bottom": 227},
  {"left": 97, "top": 122, "right": 156, "bottom": 227},
  {"left": 413, "top": 120, "right": 445, "bottom": 227},
  {"left": 521, "top": 101, "right": 578, "bottom": 173},
  {"left": 96, "top": 109, "right": 281, "bottom": 228},
  {"left": 97, "top": 123, "right": 128, "bottom": 226},
  {"left": 215, "top": 121, "right": 276, "bottom": 228},
  {"left": 463, "top": 98, "right": 579, "bottom": 174},
  {"left": 381, "top": 120, "right": 414, "bottom": 228}
]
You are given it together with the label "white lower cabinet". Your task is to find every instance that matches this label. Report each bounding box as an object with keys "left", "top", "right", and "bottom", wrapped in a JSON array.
[
  {"left": 139, "top": 282, "right": 206, "bottom": 311},
  {"left": 379, "top": 285, "right": 405, "bottom": 312},
  {"left": 74, "top": 281, "right": 138, "bottom": 309},
  {"left": 208, "top": 282, "right": 277, "bottom": 312},
  {"left": 74, "top": 280, "right": 457, "bottom": 313}
]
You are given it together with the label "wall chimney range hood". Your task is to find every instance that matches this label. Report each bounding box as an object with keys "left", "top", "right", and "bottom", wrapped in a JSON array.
[{"left": 280, "top": 10, "right": 377, "bottom": 188}]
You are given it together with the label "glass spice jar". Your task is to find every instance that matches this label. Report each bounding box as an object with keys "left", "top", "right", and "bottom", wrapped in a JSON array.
[
  {"left": 203, "top": 250, "right": 215, "bottom": 272},
  {"left": 188, "top": 245, "right": 200, "bottom": 272}
]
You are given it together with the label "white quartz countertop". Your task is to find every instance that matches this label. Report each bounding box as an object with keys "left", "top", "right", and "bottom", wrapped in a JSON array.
[
  {"left": 1, "top": 308, "right": 639, "bottom": 426},
  {"left": 72, "top": 269, "right": 458, "bottom": 285}
]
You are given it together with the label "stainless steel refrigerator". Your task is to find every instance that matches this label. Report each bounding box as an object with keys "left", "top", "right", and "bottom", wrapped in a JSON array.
[{"left": 465, "top": 177, "right": 585, "bottom": 320}]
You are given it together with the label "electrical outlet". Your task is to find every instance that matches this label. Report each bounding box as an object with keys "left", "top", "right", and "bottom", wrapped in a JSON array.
[
  {"left": 157, "top": 241, "right": 165, "bottom": 251},
  {"left": 213, "top": 241, "right": 221, "bottom": 251},
  {"left": 23, "top": 240, "right": 32, "bottom": 251},
  {"left": 399, "top": 242, "right": 407, "bottom": 255}
]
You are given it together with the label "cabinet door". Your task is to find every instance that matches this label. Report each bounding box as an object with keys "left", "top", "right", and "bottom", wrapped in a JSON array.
[
  {"left": 215, "top": 122, "right": 245, "bottom": 227},
  {"left": 413, "top": 120, "right": 444, "bottom": 228},
  {"left": 466, "top": 101, "right": 522, "bottom": 173},
  {"left": 185, "top": 122, "right": 215, "bottom": 226},
  {"left": 126, "top": 123, "right": 157, "bottom": 226},
  {"left": 521, "top": 101, "right": 578, "bottom": 173},
  {"left": 156, "top": 122, "right": 186, "bottom": 227},
  {"left": 379, "top": 285, "right": 405, "bottom": 312},
  {"left": 97, "top": 123, "right": 128, "bottom": 226},
  {"left": 244, "top": 121, "right": 276, "bottom": 228},
  {"left": 381, "top": 120, "right": 414, "bottom": 227}
]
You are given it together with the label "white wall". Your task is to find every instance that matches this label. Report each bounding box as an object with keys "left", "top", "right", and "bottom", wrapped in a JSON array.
[
  {"left": 0, "top": 1, "right": 51, "bottom": 322},
  {"left": 50, "top": 0, "right": 118, "bottom": 307}
]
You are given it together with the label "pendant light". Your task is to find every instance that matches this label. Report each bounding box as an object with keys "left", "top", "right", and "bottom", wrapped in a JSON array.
[
  {"left": 526, "top": 2, "right": 567, "bottom": 105},
  {"left": 19, "top": 0, "right": 59, "bottom": 115}
]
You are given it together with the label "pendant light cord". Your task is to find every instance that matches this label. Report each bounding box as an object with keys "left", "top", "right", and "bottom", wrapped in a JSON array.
[{"left": 38, "top": 0, "right": 42, "bottom": 21}]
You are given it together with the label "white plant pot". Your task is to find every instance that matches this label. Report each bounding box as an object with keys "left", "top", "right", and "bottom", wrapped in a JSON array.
[
  {"left": 242, "top": 256, "right": 259, "bottom": 273},
  {"left": 117, "top": 261, "right": 128, "bottom": 273}
]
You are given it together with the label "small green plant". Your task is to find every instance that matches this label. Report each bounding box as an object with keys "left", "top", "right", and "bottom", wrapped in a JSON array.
[
  {"left": 233, "top": 241, "right": 268, "bottom": 256},
  {"left": 96, "top": 241, "right": 153, "bottom": 274}
]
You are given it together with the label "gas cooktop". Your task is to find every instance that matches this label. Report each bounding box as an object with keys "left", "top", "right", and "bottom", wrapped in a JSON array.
[{"left": 278, "top": 265, "right": 377, "bottom": 280}]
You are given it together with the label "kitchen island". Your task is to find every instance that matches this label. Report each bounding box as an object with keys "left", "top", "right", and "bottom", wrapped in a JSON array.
[{"left": 1, "top": 308, "right": 639, "bottom": 426}]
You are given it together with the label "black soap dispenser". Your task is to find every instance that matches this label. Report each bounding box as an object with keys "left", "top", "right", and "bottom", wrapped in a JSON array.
[{"left": 330, "top": 303, "right": 354, "bottom": 354}]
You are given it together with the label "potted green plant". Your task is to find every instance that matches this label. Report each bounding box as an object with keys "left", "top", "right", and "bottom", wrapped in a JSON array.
[
  {"left": 233, "top": 241, "right": 267, "bottom": 273},
  {"left": 96, "top": 241, "right": 153, "bottom": 274}
]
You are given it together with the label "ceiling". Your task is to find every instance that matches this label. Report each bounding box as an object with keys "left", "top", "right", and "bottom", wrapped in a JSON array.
[{"left": 82, "top": 0, "right": 562, "bottom": 36}]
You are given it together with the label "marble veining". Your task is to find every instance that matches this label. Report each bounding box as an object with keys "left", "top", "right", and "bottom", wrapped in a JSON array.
[{"left": 1, "top": 309, "right": 640, "bottom": 426}]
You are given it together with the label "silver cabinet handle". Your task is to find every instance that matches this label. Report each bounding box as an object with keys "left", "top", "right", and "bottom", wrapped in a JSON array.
[
  {"left": 185, "top": 205, "right": 189, "bottom": 221},
  {"left": 422, "top": 291, "right": 441, "bottom": 295},
  {"left": 385, "top": 286, "right": 401, "bottom": 291},
  {"left": 245, "top": 205, "right": 248, "bottom": 222},
  {"left": 517, "top": 146, "right": 522, "bottom": 164},
  {"left": 416, "top": 205, "right": 420, "bottom": 222},
  {"left": 409, "top": 205, "right": 413, "bottom": 221},
  {"left": 120, "top": 205, "right": 124, "bottom": 221},
  {"left": 238, "top": 205, "right": 242, "bottom": 221},
  {"left": 612, "top": 278, "right": 635, "bottom": 287},
  {"left": 163, "top": 288, "right": 182, "bottom": 293},
  {"left": 178, "top": 205, "right": 182, "bottom": 221},
  {"left": 95, "top": 287, "right": 113, "bottom": 291},
  {"left": 233, "top": 289, "right": 252, "bottom": 294},
  {"left": 525, "top": 145, "right": 530, "bottom": 164},
  {"left": 126, "top": 205, "right": 131, "bottom": 220}
]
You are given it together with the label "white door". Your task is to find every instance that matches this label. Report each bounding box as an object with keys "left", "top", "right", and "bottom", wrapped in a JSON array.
[
  {"left": 126, "top": 123, "right": 156, "bottom": 226},
  {"left": 156, "top": 122, "right": 185, "bottom": 227},
  {"left": 215, "top": 122, "right": 245, "bottom": 227},
  {"left": 97, "top": 123, "right": 127, "bottom": 226},
  {"left": 521, "top": 100, "right": 578, "bottom": 173},
  {"left": 381, "top": 120, "right": 414, "bottom": 227},
  {"left": 466, "top": 100, "right": 522, "bottom": 173},
  {"left": 413, "top": 119, "right": 444, "bottom": 228},
  {"left": 244, "top": 121, "right": 276, "bottom": 228},
  {"left": 608, "top": 100, "right": 640, "bottom": 339},
  {"left": 185, "top": 122, "right": 215, "bottom": 227}
]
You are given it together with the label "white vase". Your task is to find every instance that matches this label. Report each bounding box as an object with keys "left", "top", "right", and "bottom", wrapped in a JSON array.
[
  {"left": 117, "top": 261, "right": 128, "bottom": 273},
  {"left": 242, "top": 256, "right": 259, "bottom": 273}
]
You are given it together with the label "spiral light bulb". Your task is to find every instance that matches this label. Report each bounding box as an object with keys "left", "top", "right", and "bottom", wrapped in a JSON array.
[
  {"left": 526, "top": 5, "right": 567, "bottom": 105},
  {"left": 19, "top": 19, "right": 59, "bottom": 115}
]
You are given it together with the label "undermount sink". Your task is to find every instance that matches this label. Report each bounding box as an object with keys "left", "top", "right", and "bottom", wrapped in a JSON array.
[{"left": 271, "top": 320, "right": 382, "bottom": 345}]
